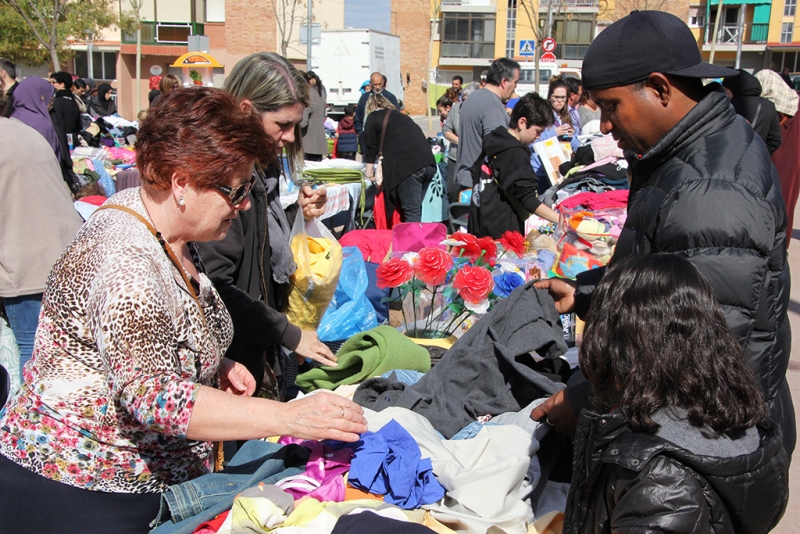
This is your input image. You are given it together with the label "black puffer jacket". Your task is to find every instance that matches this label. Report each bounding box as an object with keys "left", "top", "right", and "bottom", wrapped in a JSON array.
[
  {"left": 565, "top": 411, "right": 789, "bottom": 534},
  {"left": 722, "top": 70, "right": 782, "bottom": 154},
  {"left": 574, "top": 90, "right": 795, "bottom": 455}
]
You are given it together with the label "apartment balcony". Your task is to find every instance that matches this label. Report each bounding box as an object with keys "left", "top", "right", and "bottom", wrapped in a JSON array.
[
  {"left": 440, "top": 40, "right": 495, "bottom": 59},
  {"left": 703, "top": 23, "right": 767, "bottom": 45},
  {"left": 121, "top": 21, "right": 204, "bottom": 46},
  {"left": 539, "top": 0, "right": 599, "bottom": 6},
  {"left": 441, "top": 0, "right": 496, "bottom": 14}
]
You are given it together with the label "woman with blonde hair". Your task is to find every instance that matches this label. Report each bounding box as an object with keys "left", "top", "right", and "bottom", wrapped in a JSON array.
[
  {"left": 151, "top": 74, "right": 180, "bottom": 107},
  {"left": 197, "top": 52, "right": 335, "bottom": 402}
]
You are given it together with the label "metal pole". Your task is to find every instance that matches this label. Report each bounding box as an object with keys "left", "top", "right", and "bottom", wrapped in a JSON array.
[
  {"left": 87, "top": 31, "right": 94, "bottom": 79},
  {"left": 709, "top": 0, "right": 724, "bottom": 65},
  {"left": 734, "top": 6, "right": 744, "bottom": 69},
  {"left": 136, "top": 27, "right": 142, "bottom": 114},
  {"left": 307, "top": 0, "right": 313, "bottom": 71}
]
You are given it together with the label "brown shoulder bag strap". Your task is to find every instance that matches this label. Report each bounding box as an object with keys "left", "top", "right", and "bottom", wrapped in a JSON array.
[
  {"left": 378, "top": 109, "right": 391, "bottom": 158},
  {"left": 93, "top": 204, "right": 204, "bottom": 316}
]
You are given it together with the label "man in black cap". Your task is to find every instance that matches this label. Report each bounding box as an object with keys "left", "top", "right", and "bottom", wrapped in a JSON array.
[{"left": 533, "top": 10, "right": 795, "bottom": 457}]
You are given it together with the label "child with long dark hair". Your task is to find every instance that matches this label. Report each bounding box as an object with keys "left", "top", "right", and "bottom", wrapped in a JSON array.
[{"left": 565, "top": 254, "right": 788, "bottom": 533}]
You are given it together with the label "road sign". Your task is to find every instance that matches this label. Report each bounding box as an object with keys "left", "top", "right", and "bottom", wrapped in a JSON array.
[
  {"left": 542, "top": 37, "right": 557, "bottom": 53},
  {"left": 541, "top": 52, "right": 557, "bottom": 62},
  {"left": 519, "top": 40, "right": 535, "bottom": 56}
]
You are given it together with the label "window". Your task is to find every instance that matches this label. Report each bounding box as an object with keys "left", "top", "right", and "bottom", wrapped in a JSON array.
[
  {"left": 782, "top": 22, "right": 794, "bottom": 44},
  {"left": 441, "top": 13, "right": 496, "bottom": 59},
  {"left": 786, "top": 0, "right": 796, "bottom": 18},
  {"left": 551, "top": 14, "right": 595, "bottom": 60},
  {"left": 73, "top": 51, "right": 117, "bottom": 80},
  {"left": 689, "top": 15, "right": 705, "bottom": 27},
  {"left": 506, "top": 0, "right": 517, "bottom": 59}
]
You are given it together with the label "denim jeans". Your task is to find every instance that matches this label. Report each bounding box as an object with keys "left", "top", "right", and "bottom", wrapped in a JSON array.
[
  {"left": 396, "top": 164, "right": 436, "bottom": 223},
  {"left": 2, "top": 294, "right": 42, "bottom": 376},
  {"left": 150, "top": 440, "right": 309, "bottom": 533}
]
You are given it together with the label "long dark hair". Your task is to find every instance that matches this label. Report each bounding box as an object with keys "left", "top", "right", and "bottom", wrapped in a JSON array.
[
  {"left": 579, "top": 254, "right": 766, "bottom": 437},
  {"left": 547, "top": 78, "right": 572, "bottom": 128},
  {"left": 305, "top": 70, "right": 324, "bottom": 97}
]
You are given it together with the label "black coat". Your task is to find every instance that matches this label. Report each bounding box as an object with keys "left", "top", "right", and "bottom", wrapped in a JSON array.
[
  {"left": 723, "top": 70, "right": 782, "bottom": 154},
  {"left": 362, "top": 108, "right": 435, "bottom": 221},
  {"left": 52, "top": 89, "right": 82, "bottom": 135},
  {"left": 468, "top": 126, "right": 544, "bottom": 238},
  {"left": 564, "top": 410, "right": 789, "bottom": 534},
  {"left": 196, "top": 166, "right": 301, "bottom": 392},
  {"left": 574, "top": 90, "right": 795, "bottom": 456}
]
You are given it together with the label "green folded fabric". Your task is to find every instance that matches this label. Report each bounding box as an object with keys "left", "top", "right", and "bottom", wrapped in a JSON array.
[{"left": 295, "top": 326, "right": 431, "bottom": 392}]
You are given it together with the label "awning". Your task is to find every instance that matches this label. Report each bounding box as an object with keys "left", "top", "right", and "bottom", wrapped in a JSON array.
[
  {"left": 707, "top": 0, "right": 771, "bottom": 5},
  {"left": 170, "top": 52, "right": 223, "bottom": 68}
]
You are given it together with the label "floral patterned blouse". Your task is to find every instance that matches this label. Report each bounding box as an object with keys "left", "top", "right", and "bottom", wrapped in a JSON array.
[{"left": 0, "top": 188, "right": 233, "bottom": 493}]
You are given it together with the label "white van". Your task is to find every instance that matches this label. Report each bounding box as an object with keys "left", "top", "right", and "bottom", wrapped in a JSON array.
[{"left": 515, "top": 65, "right": 582, "bottom": 99}]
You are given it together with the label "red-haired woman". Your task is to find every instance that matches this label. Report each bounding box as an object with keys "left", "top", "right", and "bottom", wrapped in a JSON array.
[{"left": 0, "top": 88, "right": 366, "bottom": 533}]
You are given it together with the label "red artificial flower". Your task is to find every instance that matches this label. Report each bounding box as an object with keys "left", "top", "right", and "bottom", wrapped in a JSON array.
[
  {"left": 415, "top": 247, "right": 454, "bottom": 286},
  {"left": 499, "top": 230, "right": 526, "bottom": 258},
  {"left": 376, "top": 258, "right": 414, "bottom": 288},
  {"left": 477, "top": 236, "right": 497, "bottom": 266},
  {"left": 453, "top": 265, "right": 494, "bottom": 303},
  {"left": 451, "top": 233, "right": 482, "bottom": 262}
]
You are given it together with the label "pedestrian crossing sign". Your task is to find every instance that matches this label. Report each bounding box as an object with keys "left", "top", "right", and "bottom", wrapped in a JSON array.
[{"left": 519, "top": 40, "right": 535, "bottom": 56}]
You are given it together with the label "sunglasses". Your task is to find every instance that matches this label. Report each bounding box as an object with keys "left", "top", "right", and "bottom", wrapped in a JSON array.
[{"left": 214, "top": 175, "right": 256, "bottom": 206}]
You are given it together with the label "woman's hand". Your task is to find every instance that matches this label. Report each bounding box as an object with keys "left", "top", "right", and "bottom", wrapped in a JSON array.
[
  {"left": 294, "top": 329, "right": 337, "bottom": 367},
  {"left": 300, "top": 185, "right": 327, "bottom": 220},
  {"left": 282, "top": 392, "right": 368, "bottom": 442},
  {"left": 218, "top": 358, "right": 256, "bottom": 397}
]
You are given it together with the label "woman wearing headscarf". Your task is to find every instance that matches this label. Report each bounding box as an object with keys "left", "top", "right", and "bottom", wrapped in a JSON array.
[
  {"left": 89, "top": 83, "right": 117, "bottom": 116},
  {"left": 756, "top": 68, "right": 800, "bottom": 245},
  {"left": 10, "top": 76, "right": 61, "bottom": 157},
  {"left": 10, "top": 77, "right": 78, "bottom": 191},
  {"left": 722, "top": 69, "right": 781, "bottom": 154}
]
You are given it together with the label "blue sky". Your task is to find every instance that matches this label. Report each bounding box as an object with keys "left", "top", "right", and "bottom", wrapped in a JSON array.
[{"left": 344, "top": 0, "right": 391, "bottom": 32}]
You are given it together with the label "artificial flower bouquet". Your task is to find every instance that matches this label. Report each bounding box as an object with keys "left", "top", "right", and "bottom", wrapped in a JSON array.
[{"left": 375, "top": 231, "right": 535, "bottom": 339}]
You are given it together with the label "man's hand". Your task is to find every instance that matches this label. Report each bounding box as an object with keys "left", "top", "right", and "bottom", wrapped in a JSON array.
[
  {"left": 294, "top": 329, "right": 337, "bottom": 367},
  {"left": 531, "top": 388, "right": 579, "bottom": 436},
  {"left": 300, "top": 185, "right": 327, "bottom": 220},
  {"left": 218, "top": 358, "right": 257, "bottom": 397},
  {"left": 533, "top": 278, "right": 578, "bottom": 314}
]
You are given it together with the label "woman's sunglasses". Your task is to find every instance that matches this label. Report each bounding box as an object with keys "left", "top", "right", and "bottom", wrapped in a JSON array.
[{"left": 214, "top": 175, "right": 256, "bottom": 206}]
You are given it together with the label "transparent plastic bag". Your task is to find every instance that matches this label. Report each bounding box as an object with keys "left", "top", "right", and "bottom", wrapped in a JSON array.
[{"left": 286, "top": 215, "right": 343, "bottom": 331}]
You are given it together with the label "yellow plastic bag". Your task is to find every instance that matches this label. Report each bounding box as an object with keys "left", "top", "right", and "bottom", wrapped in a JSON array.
[{"left": 287, "top": 214, "right": 343, "bottom": 331}]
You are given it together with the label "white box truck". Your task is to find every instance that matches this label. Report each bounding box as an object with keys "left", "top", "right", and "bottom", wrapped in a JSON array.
[{"left": 311, "top": 29, "right": 404, "bottom": 118}]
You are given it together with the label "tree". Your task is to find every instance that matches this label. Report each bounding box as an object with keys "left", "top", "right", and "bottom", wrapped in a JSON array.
[
  {"left": 517, "top": 0, "right": 568, "bottom": 95},
  {"left": 0, "top": 0, "right": 118, "bottom": 72},
  {"left": 612, "top": 0, "right": 687, "bottom": 20},
  {"left": 272, "top": 0, "right": 304, "bottom": 58},
  {"left": 0, "top": 4, "right": 50, "bottom": 66}
]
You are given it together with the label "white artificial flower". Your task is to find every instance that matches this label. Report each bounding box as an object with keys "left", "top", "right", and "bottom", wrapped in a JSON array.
[
  {"left": 463, "top": 298, "right": 490, "bottom": 314},
  {"left": 441, "top": 238, "right": 467, "bottom": 247},
  {"left": 402, "top": 252, "right": 419, "bottom": 265}
]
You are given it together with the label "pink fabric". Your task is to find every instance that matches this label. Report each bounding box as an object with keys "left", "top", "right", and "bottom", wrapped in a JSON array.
[
  {"left": 391, "top": 222, "right": 448, "bottom": 257},
  {"left": 276, "top": 437, "right": 353, "bottom": 502},
  {"left": 339, "top": 230, "right": 393, "bottom": 263},
  {"left": 558, "top": 190, "right": 629, "bottom": 211}
]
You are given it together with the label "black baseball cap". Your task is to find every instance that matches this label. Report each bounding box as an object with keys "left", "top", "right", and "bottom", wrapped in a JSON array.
[{"left": 582, "top": 10, "right": 739, "bottom": 91}]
